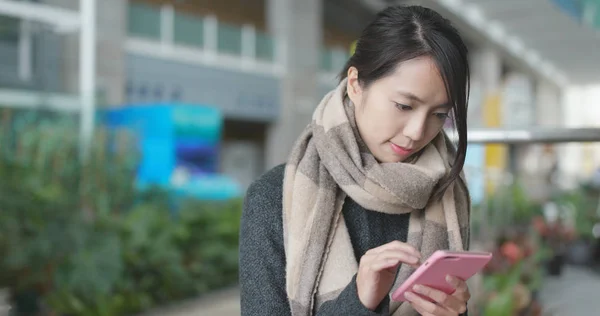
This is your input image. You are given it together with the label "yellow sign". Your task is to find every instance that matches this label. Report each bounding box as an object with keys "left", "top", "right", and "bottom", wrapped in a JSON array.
[{"left": 482, "top": 92, "right": 507, "bottom": 193}]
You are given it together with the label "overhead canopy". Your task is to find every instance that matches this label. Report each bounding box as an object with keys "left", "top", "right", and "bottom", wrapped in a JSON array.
[
  {"left": 360, "top": 0, "right": 600, "bottom": 86},
  {"left": 453, "top": 0, "right": 600, "bottom": 85},
  {"left": 0, "top": 0, "right": 80, "bottom": 32}
]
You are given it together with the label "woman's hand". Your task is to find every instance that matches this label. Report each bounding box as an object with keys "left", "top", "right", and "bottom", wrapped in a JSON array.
[
  {"left": 404, "top": 275, "right": 470, "bottom": 316},
  {"left": 356, "top": 241, "right": 421, "bottom": 311}
]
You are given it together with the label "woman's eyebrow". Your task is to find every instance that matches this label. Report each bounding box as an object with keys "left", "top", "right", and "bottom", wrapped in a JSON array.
[
  {"left": 395, "top": 90, "right": 425, "bottom": 103},
  {"left": 395, "top": 90, "right": 450, "bottom": 108}
]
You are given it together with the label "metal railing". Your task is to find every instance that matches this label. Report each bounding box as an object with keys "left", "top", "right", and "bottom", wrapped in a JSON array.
[
  {"left": 461, "top": 129, "right": 600, "bottom": 245},
  {"left": 127, "top": 2, "right": 281, "bottom": 75},
  {"left": 126, "top": 2, "right": 349, "bottom": 76}
]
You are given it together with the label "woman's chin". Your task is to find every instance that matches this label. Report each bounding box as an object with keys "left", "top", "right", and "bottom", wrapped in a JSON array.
[{"left": 374, "top": 152, "right": 407, "bottom": 164}]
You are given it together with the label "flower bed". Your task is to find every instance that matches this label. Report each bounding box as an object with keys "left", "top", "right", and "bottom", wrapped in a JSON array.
[{"left": 474, "top": 227, "right": 549, "bottom": 316}]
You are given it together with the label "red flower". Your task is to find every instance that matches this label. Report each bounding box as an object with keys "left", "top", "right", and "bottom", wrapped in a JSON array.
[{"left": 501, "top": 241, "right": 524, "bottom": 264}]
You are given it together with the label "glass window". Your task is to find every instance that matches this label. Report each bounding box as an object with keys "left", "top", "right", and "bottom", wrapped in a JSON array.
[
  {"left": 174, "top": 11, "right": 204, "bottom": 48},
  {"left": 127, "top": 2, "right": 161, "bottom": 40},
  {"left": 255, "top": 31, "right": 274, "bottom": 62},
  {"left": 217, "top": 22, "right": 242, "bottom": 56}
]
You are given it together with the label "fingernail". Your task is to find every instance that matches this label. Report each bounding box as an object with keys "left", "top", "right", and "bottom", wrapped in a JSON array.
[
  {"left": 413, "top": 285, "right": 422, "bottom": 293},
  {"left": 446, "top": 275, "right": 454, "bottom": 283},
  {"left": 405, "top": 292, "right": 414, "bottom": 300}
]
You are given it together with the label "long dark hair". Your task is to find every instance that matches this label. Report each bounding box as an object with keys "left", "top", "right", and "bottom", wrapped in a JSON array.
[{"left": 339, "top": 5, "right": 470, "bottom": 200}]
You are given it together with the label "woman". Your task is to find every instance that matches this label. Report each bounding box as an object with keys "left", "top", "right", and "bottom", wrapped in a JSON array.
[{"left": 240, "top": 5, "right": 471, "bottom": 316}]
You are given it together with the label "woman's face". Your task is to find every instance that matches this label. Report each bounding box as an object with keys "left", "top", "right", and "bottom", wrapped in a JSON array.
[{"left": 347, "top": 56, "right": 450, "bottom": 163}]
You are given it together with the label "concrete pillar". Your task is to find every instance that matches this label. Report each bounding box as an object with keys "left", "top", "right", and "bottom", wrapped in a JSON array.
[
  {"left": 96, "top": 0, "right": 127, "bottom": 105},
  {"left": 535, "top": 79, "right": 562, "bottom": 127},
  {"left": 465, "top": 45, "right": 503, "bottom": 241},
  {"left": 468, "top": 45, "right": 501, "bottom": 128},
  {"left": 470, "top": 46, "right": 502, "bottom": 95},
  {"left": 264, "top": 0, "right": 322, "bottom": 170},
  {"left": 44, "top": 0, "right": 126, "bottom": 105},
  {"left": 533, "top": 80, "right": 564, "bottom": 184}
]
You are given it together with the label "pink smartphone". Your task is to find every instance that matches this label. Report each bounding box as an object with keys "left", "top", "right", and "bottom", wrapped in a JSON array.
[{"left": 391, "top": 250, "right": 492, "bottom": 302}]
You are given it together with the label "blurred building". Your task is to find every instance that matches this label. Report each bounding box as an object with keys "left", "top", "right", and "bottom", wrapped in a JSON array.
[{"left": 0, "top": 0, "right": 599, "bottom": 193}]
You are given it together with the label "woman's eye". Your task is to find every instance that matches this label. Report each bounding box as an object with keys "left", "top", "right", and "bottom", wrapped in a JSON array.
[
  {"left": 434, "top": 112, "right": 450, "bottom": 120},
  {"left": 395, "top": 103, "right": 412, "bottom": 111}
]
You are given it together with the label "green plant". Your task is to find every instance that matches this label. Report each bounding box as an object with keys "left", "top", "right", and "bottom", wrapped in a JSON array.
[
  {"left": 553, "top": 187, "right": 598, "bottom": 240},
  {"left": 176, "top": 199, "right": 243, "bottom": 291},
  {"left": 0, "top": 109, "right": 243, "bottom": 315},
  {"left": 484, "top": 181, "right": 543, "bottom": 228},
  {"left": 482, "top": 264, "right": 520, "bottom": 316},
  {"left": 476, "top": 220, "right": 551, "bottom": 316},
  {"left": 0, "top": 109, "right": 138, "bottom": 315},
  {"left": 40, "top": 199, "right": 243, "bottom": 316},
  {"left": 510, "top": 182, "right": 543, "bottom": 225}
]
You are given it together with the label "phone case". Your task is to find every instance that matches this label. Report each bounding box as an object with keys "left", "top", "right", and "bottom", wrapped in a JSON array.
[{"left": 391, "top": 250, "right": 492, "bottom": 302}]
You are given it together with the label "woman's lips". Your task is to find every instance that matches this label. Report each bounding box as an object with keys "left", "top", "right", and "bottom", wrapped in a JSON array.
[{"left": 390, "top": 142, "right": 413, "bottom": 156}]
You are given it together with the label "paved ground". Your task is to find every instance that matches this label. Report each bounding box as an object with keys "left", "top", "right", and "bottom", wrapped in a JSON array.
[
  {"left": 141, "top": 287, "right": 240, "bottom": 316},
  {"left": 146, "top": 265, "right": 600, "bottom": 316},
  {"left": 539, "top": 265, "right": 600, "bottom": 316}
]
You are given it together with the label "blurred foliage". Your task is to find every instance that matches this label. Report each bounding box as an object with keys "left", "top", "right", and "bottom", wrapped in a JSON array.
[
  {"left": 485, "top": 180, "right": 544, "bottom": 227},
  {"left": 478, "top": 229, "right": 550, "bottom": 316},
  {"left": 470, "top": 177, "right": 554, "bottom": 316},
  {"left": 552, "top": 183, "right": 600, "bottom": 240},
  {"left": 474, "top": 173, "right": 600, "bottom": 315},
  {"left": 471, "top": 180, "right": 544, "bottom": 242},
  {"left": 0, "top": 109, "right": 242, "bottom": 316}
]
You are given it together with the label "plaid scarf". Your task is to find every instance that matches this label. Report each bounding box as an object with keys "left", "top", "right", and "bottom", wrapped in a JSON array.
[{"left": 282, "top": 79, "right": 470, "bottom": 316}]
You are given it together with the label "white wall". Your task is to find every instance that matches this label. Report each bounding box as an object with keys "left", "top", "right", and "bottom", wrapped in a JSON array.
[{"left": 560, "top": 84, "right": 600, "bottom": 183}]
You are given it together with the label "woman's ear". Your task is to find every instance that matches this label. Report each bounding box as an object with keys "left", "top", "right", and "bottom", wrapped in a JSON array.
[{"left": 346, "top": 67, "right": 362, "bottom": 106}]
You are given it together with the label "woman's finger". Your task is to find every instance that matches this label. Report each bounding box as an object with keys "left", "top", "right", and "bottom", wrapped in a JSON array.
[
  {"left": 411, "top": 303, "right": 436, "bottom": 316},
  {"left": 376, "top": 250, "right": 421, "bottom": 267},
  {"left": 410, "top": 301, "right": 436, "bottom": 316},
  {"left": 384, "top": 240, "right": 422, "bottom": 257},
  {"left": 371, "top": 258, "right": 403, "bottom": 271},
  {"left": 447, "top": 275, "right": 471, "bottom": 301},
  {"left": 369, "top": 240, "right": 421, "bottom": 258},
  {"left": 361, "top": 248, "right": 418, "bottom": 268},
  {"left": 447, "top": 275, "right": 468, "bottom": 293},
  {"left": 405, "top": 291, "right": 454, "bottom": 316},
  {"left": 412, "top": 284, "right": 466, "bottom": 314},
  {"left": 370, "top": 251, "right": 422, "bottom": 271}
]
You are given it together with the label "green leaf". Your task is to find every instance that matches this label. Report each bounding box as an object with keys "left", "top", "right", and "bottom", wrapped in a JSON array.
[{"left": 484, "top": 287, "right": 514, "bottom": 316}]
